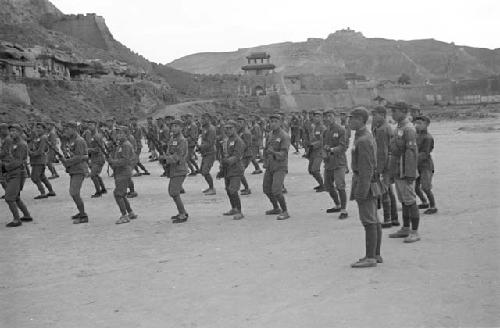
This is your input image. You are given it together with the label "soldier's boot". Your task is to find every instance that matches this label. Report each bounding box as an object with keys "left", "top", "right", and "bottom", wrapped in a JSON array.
[
  {"left": 223, "top": 209, "right": 238, "bottom": 216},
  {"left": 265, "top": 208, "right": 281, "bottom": 215},
  {"left": 404, "top": 230, "right": 421, "bottom": 243},
  {"left": 351, "top": 258, "right": 377, "bottom": 268},
  {"left": 276, "top": 211, "right": 290, "bottom": 220},
  {"left": 115, "top": 215, "right": 130, "bottom": 225},
  {"left": 389, "top": 227, "right": 410, "bottom": 238},
  {"left": 128, "top": 212, "right": 138, "bottom": 220},
  {"left": 233, "top": 212, "right": 244, "bottom": 220}
]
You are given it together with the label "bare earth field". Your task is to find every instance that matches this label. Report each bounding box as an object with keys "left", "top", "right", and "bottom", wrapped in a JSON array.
[{"left": 1, "top": 119, "right": 499, "bottom": 328}]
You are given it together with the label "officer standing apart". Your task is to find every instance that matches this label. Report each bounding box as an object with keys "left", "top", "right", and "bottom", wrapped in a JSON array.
[
  {"left": 348, "top": 108, "right": 383, "bottom": 268},
  {"left": 263, "top": 113, "right": 291, "bottom": 220},
  {"left": 388, "top": 102, "right": 421, "bottom": 243}
]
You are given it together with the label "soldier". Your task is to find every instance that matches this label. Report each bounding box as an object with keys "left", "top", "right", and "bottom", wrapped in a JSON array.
[
  {"left": 199, "top": 113, "right": 217, "bottom": 195},
  {"left": 249, "top": 115, "right": 263, "bottom": 174},
  {"left": 125, "top": 127, "right": 138, "bottom": 198},
  {"left": 29, "top": 122, "right": 56, "bottom": 199},
  {"left": 301, "top": 110, "right": 311, "bottom": 158},
  {"left": 61, "top": 122, "right": 90, "bottom": 224},
  {"left": 0, "top": 123, "right": 8, "bottom": 198},
  {"left": 130, "top": 117, "right": 150, "bottom": 176},
  {"left": 371, "top": 106, "right": 399, "bottom": 227},
  {"left": 290, "top": 113, "right": 301, "bottom": 154},
  {"left": 323, "top": 110, "right": 349, "bottom": 219},
  {"left": 109, "top": 126, "right": 138, "bottom": 224},
  {"left": 158, "top": 116, "right": 172, "bottom": 177},
  {"left": 387, "top": 102, "right": 421, "bottom": 243},
  {"left": 87, "top": 121, "right": 107, "bottom": 198},
  {"left": 414, "top": 115, "right": 437, "bottom": 215},
  {"left": 161, "top": 119, "right": 189, "bottom": 223},
  {"left": 308, "top": 111, "right": 327, "bottom": 192},
  {"left": 221, "top": 120, "right": 245, "bottom": 220},
  {"left": 2, "top": 124, "right": 33, "bottom": 227},
  {"left": 236, "top": 116, "right": 253, "bottom": 195},
  {"left": 348, "top": 108, "right": 383, "bottom": 268},
  {"left": 263, "top": 113, "right": 291, "bottom": 220},
  {"left": 146, "top": 116, "right": 159, "bottom": 161},
  {"left": 46, "top": 122, "right": 59, "bottom": 179},
  {"left": 184, "top": 113, "right": 200, "bottom": 176}
]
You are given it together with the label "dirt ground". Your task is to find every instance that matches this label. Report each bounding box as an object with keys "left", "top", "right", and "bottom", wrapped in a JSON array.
[{"left": 1, "top": 119, "right": 499, "bottom": 328}]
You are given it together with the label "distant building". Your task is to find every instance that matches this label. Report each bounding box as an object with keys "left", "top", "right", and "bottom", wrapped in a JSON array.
[{"left": 241, "top": 52, "right": 276, "bottom": 76}]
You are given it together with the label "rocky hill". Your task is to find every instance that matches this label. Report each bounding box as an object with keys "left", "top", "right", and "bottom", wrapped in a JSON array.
[{"left": 169, "top": 29, "right": 500, "bottom": 83}]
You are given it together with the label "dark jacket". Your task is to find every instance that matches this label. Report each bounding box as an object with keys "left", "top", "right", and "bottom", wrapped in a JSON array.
[
  {"left": 29, "top": 134, "right": 48, "bottom": 165},
  {"left": 199, "top": 123, "right": 216, "bottom": 156},
  {"left": 389, "top": 118, "right": 418, "bottom": 179},
  {"left": 109, "top": 140, "right": 135, "bottom": 177},
  {"left": 224, "top": 134, "right": 244, "bottom": 177},
  {"left": 372, "top": 121, "right": 393, "bottom": 175},
  {"left": 165, "top": 133, "right": 188, "bottom": 177},
  {"left": 350, "top": 127, "right": 377, "bottom": 200},
  {"left": 323, "top": 122, "right": 347, "bottom": 170},
  {"left": 416, "top": 130, "right": 434, "bottom": 172},
  {"left": 264, "top": 128, "right": 290, "bottom": 173},
  {"left": 65, "top": 135, "right": 89, "bottom": 175}
]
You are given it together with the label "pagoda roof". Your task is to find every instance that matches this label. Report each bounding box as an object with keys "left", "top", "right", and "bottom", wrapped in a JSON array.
[
  {"left": 246, "top": 52, "right": 271, "bottom": 60},
  {"left": 242, "top": 63, "right": 276, "bottom": 71}
]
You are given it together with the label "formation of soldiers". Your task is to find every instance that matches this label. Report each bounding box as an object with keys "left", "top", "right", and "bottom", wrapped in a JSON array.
[{"left": 0, "top": 101, "right": 438, "bottom": 268}]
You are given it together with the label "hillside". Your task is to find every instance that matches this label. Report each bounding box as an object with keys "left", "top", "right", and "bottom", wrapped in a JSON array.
[{"left": 168, "top": 29, "right": 500, "bottom": 82}]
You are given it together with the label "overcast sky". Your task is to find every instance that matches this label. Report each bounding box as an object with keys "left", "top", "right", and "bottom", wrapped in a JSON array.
[{"left": 50, "top": 0, "right": 500, "bottom": 64}]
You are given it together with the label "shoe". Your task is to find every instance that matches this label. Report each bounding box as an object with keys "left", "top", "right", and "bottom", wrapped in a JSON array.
[
  {"left": 133, "top": 173, "right": 142, "bottom": 177},
  {"left": 313, "top": 185, "right": 321, "bottom": 190},
  {"left": 223, "top": 209, "right": 238, "bottom": 216},
  {"left": 233, "top": 213, "right": 244, "bottom": 220},
  {"left": 315, "top": 186, "right": 326, "bottom": 192},
  {"left": 418, "top": 203, "right": 430, "bottom": 209},
  {"left": 277, "top": 211, "right": 290, "bottom": 220},
  {"left": 338, "top": 212, "right": 349, "bottom": 220},
  {"left": 71, "top": 213, "right": 81, "bottom": 219},
  {"left": 34, "top": 194, "right": 48, "bottom": 200},
  {"left": 389, "top": 227, "right": 410, "bottom": 238},
  {"left": 6, "top": 221, "right": 22, "bottom": 227},
  {"left": 171, "top": 214, "right": 179, "bottom": 221},
  {"left": 20, "top": 217, "right": 33, "bottom": 222},
  {"left": 404, "top": 231, "right": 421, "bottom": 243},
  {"left": 359, "top": 256, "right": 383, "bottom": 264},
  {"left": 381, "top": 222, "right": 393, "bottom": 228},
  {"left": 143, "top": 172, "right": 151, "bottom": 176},
  {"left": 424, "top": 208, "right": 438, "bottom": 215},
  {"left": 180, "top": 189, "right": 185, "bottom": 194},
  {"left": 73, "top": 215, "right": 89, "bottom": 224},
  {"left": 173, "top": 213, "right": 188, "bottom": 224},
  {"left": 351, "top": 258, "right": 377, "bottom": 268},
  {"left": 126, "top": 191, "right": 138, "bottom": 198},
  {"left": 251, "top": 170, "right": 263, "bottom": 175},
  {"left": 128, "top": 212, "right": 138, "bottom": 220},
  {"left": 391, "top": 220, "right": 400, "bottom": 227},
  {"left": 282, "top": 188, "right": 288, "bottom": 194},
  {"left": 47, "top": 191, "right": 56, "bottom": 197},
  {"left": 115, "top": 215, "right": 130, "bottom": 225},
  {"left": 326, "top": 207, "right": 341, "bottom": 213},
  {"left": 101, "top": 189, "right": 107, "bottom": 195},
  {"left": 91, "top": 192, "right": 102, "bottom": 198},
  {"left": 240, "top": 189, "right": 252, "bottom": 195},
  {"left": 48, "top": 175, "right": 59, "bottom": 180},
  {"left": 204, "top": 189, "right": 216, "bottom": 196},
  {"left": 265, "top": 208, "right": 281, "bottom": 215},
  {"left": 188, "top": 172, "right": 197, "bottom": 177}
]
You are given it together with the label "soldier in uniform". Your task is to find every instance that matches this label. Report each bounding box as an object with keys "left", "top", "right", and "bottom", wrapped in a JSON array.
[
  {"left": 387, "top": 102, "right": 421, "bottom": 243},
  {"left": 146, "top": 116, "right": 159, "bottom": 161},
  {"left": 184, "top": 113, "right": 200, "bottom": 176},
  {"left": 249, "top": 115, "right": 263, "bottom": 174},
  {"left": 158, "top": 116, "right": 172, "bottom": 177},
  {"left": 161, "top": 119, "right": 189, "bottom": 223},
  {"left": 0, "top": 123, "right": 8, "bottom": 198},
  {"left": 46, "top": 122, "right": 59, "bottom": 179},
  {"left": 323, "top": 110, "right": 349, "bottom": 219},
  {"left": 29, "top": 122, "right": 56, "bottom": 199},
  {"left": 371, "top": 106, "right": 399, "bottom": 227},
  {"left": 199, "top": 113, "right": 217, "bottom": 195},
  {"left": 130, "top": 117, "right": 150, "bottom": 176},
  {"left": 87, "top": 121, "right": 107, "bottom": 198},
  {"left": 109, "top": 126, "right": 138, "bottom": 224},
  {"left": 348, "top": 108, "right": 383, "bottom": 268},
  {"left": 61, "top": 122, "right": 90, "bottom": 224},
  {"left": 414, "top": 115, "right": 437, "bottom": 215},
  {"left": 263, "top": 113, "right": 291, "bottom": 220},
  {"left": 301, "top": 110, "right": 312, "bottom": 158},
  {"left": 290, "top": 113, "right": 301, "bottom": 154},
  {"left": 308, "top": 111, "right": 327, "bottom": 192},
  {"left": 125, "top": 127, "right": 138, "bottom": 198},
  {"left": 237, "top": 116, "right": 253, "bottom": 195}
]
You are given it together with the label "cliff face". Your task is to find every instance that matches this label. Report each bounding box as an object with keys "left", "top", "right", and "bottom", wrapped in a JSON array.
[
  {"left": 168, "top": 30, "right": 500, "bottom": 82},
  {"left": 0, "top": 0, "right": 62, "bottom": 24}
]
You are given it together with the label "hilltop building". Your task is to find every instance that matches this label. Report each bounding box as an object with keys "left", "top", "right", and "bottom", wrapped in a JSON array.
[{"left": 238, "top": 52, "right": 280, "bottom": 97}]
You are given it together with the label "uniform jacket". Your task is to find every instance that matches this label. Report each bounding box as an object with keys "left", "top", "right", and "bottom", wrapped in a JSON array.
[
  {"left": 131, "top": 126, "right": 143, "bottom": 151},
  {"left": 238, "top": 126, "right": 253, "bottom": 159},
  {"left": 165, "top": 133, "right": 188, "bottom": 177},
  {"left": 250, "top": 123, "right": 262, "bottom": 151},
  {"left": 309, "top": 123, "right": 326, "bottom": 158},
  {"left": 224, "top": 134, "right": 244, "bottom": 177},
  {"left": 65, "top": 135, "right": 89, "bottom": 175},
  {"left": 264, "top": 128, "right": 290, "bottom": 173},
  {"left": 29, "top": 134, "right": 48, "bottom": 165},
  {"left": 2, "top": 137, "right": 28, "bottom": 178},
  {"left": 416, "top": 130, "right": 434, "bottom": 172},
  {"left": 350, "top": 127, "right": 377, "bottom": 200},
  {"left": 185, "top": 121, "right": 199, "bottom": 148},
  {"left": 110, "top": 140, "right": 135, "bottom": 177},
  {"left": 199, "top": 123, "right": 216, "bottom": 156},
  {"left": 323, "top": 122, "right": 347, "bottom": 170},
  {"left": 389, "top": 118, "right": 418, "bottom": 179},
  {"left": 372, "top": 121, "right": 393, "bottom": 175},
  {"left": 87, "top": 132, "right": 106, "bottom": 164}
]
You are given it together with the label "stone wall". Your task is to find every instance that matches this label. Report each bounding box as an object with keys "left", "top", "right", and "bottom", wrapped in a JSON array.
[{"left": 0, "top": 80, "right": 31, "bottom": 105}]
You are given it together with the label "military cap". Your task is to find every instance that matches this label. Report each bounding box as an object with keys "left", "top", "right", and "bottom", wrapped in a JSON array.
[
  {"left": 269, "top": 113, "right": 281, "bottom": 120},
  {"left": 184, "top": 113, "right": 193, "bottom": 118},
  {"left": 171, "top": 119, "right": 183, "bottom": 126},
  {"left": 340, "top": 111, "right": 347, "bottom": 115},
  {"left": 224, "top": 120, "right": 237, "bottom": 127},
  {"left": 156, "top": 117, "right": 163, "bottom": 120},
  {"left": 64, "top": 121, "right": 78, "bottom": 129},
  {"left": 35, "top": 122, "right": 46, "bottom": 128},
  {"left": 372, "top": 106, "right": 387, "bottom": 115},
  {"left": 164, "top": 115, "right": 175, "bottom": 120},
  {"left": 349, "top": 107, "right": 369, "bottom": 122},
  {"left": 313, "top": 110, "right": 323, "bottom": 116},
  {"left": 387, "top": 101, "right": 409, "bottom": 112},
  {"left": 414, "top": 115, "right": 430, "bottom": 124},
  {"left": 9, "top": 123, "right": 23, "bottom": 131},
  {"left": 236, "top": 115, "right": 246, "bottom": 121},
  {"left": 114, "top": 125, "right": 128, "bottom": 131}
]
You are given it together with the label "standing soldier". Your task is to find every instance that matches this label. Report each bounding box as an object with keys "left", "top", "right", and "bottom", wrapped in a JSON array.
[
  {"left": 146, "top": 116, "right": 159, "bottom": 162},
  {"left": 263, "top": 113, "right": 291, "bottom": 220},
  {"left": 221, "top": 120, "right": 245, "bottom": 220},
  {"left": 61, "top": 122, "right": 90, "bottom": 224},
  {"left": 46, "top": 122, "right": 59, "bottom": 179},
  {"left": 348, "top": 108, "right": 383, "bottom": 268},
  {"left": 387, "top": 102, "right": 421, "bottom": 243},
  {"left": 87, "top": 121, "right": 107, "bottom": 198},
  {"left": 237, "top": 116, "right": 253, "bottom": 195},
  {"left": 323, "top": 110, "right": 349, "bottom": 219},
  {"left": 161, "top": 119, "right": 189, "bottom": 223},
  {"left": 109, "top": 126, "right": 138, "bottom": 224},
  {"left": 130, "top": 117, "right": 150, "bottom": 176},
  {"left": 250, "top": 115, "right": 263, "bottom": 174},
  {"left": 0, "top": 123, "right": 9, "bottom": 198},
  {"left": 308, "top": 111, "right": 327, "bottom": 192},
  {"left": 125, "top": 127, "right": 138, "bottom": 198},
  {"left": 158, "top": 116, "right": 172, "bottom": 177},
  {"left": 414, "top": 115, "right": 437, "bottom": 215},
  {"left": 371, "top": 106, "right": 399, "bottom": 227},
  {"left": 199, "top": 113, "right": 217, "bottom": 195},
  {"left": 29, "top": 122, "right": 56, "bottom": 199},
  {"left": 290, "top": 113, "right": 301, "bottom": 154},
  {"left": 184, "top": 113, "right": 200, "bottom": 176},
  {"left": 2, "top": 124, "right": 33, "bottom": 227}
]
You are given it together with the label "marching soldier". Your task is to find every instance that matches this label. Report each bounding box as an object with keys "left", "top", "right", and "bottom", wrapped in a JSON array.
[
  {"left": 184, "top": 113, "right": 200, "bottom": 176},
  {"left": 109, "top": 126, "right": 138, "bottom": 224},
  {"left": 0, "top": 123, "right": 8, "bottom": 198},
  {"left": 161, "top": 119, "right": 189, "bottom": 223},
  {"left": 29, "top": 122, "right": 56, "bottom": 199},
  {"left": 308, "top": 111, "right": 327, "bottom": 192},
  {"left": 130, "top": 117, "right": 150, "bottom": 176},
  {"left": 61, "top": 122, "right": 90, "bottom": 224},
  {"left": 348, "top": 108, "right": 383, "bottom": 268},
  {"left": 323, "top": 110, "right": 348, "bottom": 219},
  {"left": 414, "top": 115, "right": 437, "bottom": 215},
  {"left": 263, "top": 113, "right": 291, "bottom": 220},
  {"left": 146, "top": 116, "right": 159, "bottom": 161},
  {"left": 237, "top": 116, "right": 253, "bottom": 195},
  {"left": 158, "top": 116, "right": 172, "bottom": 177},
  {"left": 290, "top": 113, "right": 301, "bottom": 154},
  {"left": 387, "top": 102, "right": 421, "bottom": 243},
  {"left": 87, "top": 121, "right": 107, "bottom": 198},
  {"left": 221, "top": 120, "right": 245, "bottom": 220},
  {"left": 199, "top": 113, "right": 217, "bottom": 195},
  {"left": 46, "top": 122, "right": 59, "bottom": 179},
  {"left": 125, "top": 127, "right": 138, "bottom": 198},
  {"left": 250, "top": 115, "right": 263, "bottom": 174}
]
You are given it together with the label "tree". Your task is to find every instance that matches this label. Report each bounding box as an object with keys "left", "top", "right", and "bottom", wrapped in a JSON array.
[{"left": 398, "top": 73, "right": 411, "bottom": 85}]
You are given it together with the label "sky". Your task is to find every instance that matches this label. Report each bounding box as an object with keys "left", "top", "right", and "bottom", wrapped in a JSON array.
[{"left": 49, "top": 0, "right": 500, "bottom": 64}]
